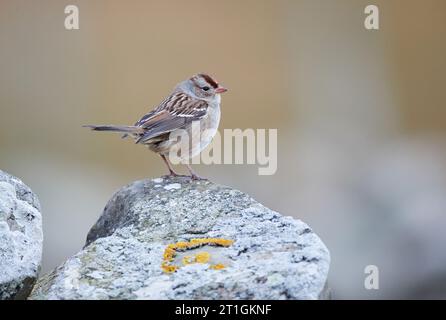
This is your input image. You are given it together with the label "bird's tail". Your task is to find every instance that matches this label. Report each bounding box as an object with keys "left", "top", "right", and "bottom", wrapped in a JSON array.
[{"left": 83, "top": 125, "right": 144, "bottom": 134}]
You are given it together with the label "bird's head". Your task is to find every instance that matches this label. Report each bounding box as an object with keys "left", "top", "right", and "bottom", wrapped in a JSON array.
[{"left": 183, "top": 73, "right": 227, "bottom": 100}]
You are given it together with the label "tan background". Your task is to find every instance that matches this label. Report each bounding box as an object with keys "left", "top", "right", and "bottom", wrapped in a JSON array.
[{"left": 1, "top": 0, "right": 445, "bottom": 298}]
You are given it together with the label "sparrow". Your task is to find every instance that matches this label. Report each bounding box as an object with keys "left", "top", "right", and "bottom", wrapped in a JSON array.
[{"left": 84, "top": 73, "right": 227, "bottom": 180}]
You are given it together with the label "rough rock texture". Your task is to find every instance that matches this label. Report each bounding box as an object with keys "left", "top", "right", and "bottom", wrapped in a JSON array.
[
  {"left": 30, "top": 177, "right": 330, "bottom": 300},
  {"left": 0, "top": 170, "right": 43, "bottom": 299}
]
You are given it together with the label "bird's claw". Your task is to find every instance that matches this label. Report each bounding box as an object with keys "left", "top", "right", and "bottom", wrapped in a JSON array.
[
  {"left": 163, "top": 172, "right": 189, "bottom": 179},
  {"left": 190, "top": 174, "right": 207, "bottom": 181}
]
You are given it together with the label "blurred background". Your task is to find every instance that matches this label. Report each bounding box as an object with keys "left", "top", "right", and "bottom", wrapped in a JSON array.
[{"left": 1, "top": 0, "right": 445, "bottom": 299}]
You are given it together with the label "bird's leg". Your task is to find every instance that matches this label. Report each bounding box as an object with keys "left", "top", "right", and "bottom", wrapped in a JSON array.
[
  {"left": 185, "top": 164, "right": 206, "bottom": 181},
  {"left": 160, "top": 154, "right": 181, "bottom": 177}
]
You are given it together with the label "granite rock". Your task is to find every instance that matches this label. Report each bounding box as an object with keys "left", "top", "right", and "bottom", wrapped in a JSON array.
[
  {"left": 30, "top": 177, "right": 329, "bottom": 300},
  {"left": 0, "top": 170, "right": 43, "bottom": 299}
]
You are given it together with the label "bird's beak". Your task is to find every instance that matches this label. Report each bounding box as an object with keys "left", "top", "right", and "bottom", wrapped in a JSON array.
[{"left": 215, "top": 86, "right": 228, "bottom": 94}]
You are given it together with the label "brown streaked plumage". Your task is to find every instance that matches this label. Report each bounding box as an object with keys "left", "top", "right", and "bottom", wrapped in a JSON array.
[{"left": 84, "top": 73, "right": 227, "bottom": 180}]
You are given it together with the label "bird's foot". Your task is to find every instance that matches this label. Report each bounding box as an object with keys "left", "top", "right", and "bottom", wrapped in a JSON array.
[
  {"left": 190, "top": 174, "right": 207, "bottom": 181},
  {"left": 162, "top": 172, "right": 189, "bottom": 179}
]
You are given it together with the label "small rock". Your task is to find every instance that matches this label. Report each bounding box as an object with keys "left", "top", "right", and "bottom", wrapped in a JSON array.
[{"left": 0, "top": 170, "right": 43, "bottom": 300}]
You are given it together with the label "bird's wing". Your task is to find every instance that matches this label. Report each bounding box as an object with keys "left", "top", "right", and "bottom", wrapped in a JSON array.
[{"left": 135, "top": 92, "right": 209, "bottom": 144}]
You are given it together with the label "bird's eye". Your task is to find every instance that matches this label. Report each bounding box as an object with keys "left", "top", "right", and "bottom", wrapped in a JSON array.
[{"left": 202, "top": 86, "right": 210, "bottom": 91}]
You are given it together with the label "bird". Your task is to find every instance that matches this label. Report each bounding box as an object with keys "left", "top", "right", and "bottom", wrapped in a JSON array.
[{"left": 84, "top": 73, "right": 227, "bottom": 180}]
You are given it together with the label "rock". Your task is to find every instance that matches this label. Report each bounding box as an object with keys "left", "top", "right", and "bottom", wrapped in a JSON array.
[
  {"left": 30, "top": 177, "right": 330, "bottom": 300},
  {"left": 0, "top": 170, "right": 43, "bottom": 300}
]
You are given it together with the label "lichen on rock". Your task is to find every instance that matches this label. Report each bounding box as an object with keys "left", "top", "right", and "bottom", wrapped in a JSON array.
[
  {"left": 161, "top": 238, "right": 234, "bottom": 273},
  {"left": 30, "top": 176, "right": 330, "bottom": 300}
]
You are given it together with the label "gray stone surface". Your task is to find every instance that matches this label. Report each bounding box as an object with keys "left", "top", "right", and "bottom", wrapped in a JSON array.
[
  {"left": 0, "top": 170, "right": 43, "bottom": 299},
  {"left": 30, "top": 177, "right": 330, "bottom": 300}
]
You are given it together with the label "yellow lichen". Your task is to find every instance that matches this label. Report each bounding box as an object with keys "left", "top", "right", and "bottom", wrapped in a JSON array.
[
  {"left": 173, "top": 241, "right": 190, "bottom": 250},
  {"left": 161, "top": 238, "right": 233, "bottom": 273},
  {"left": 161, "top": 262, "right": 178, "bottom": 273},
  {"left": 163, "top": 247, "right": 175, "bottom": 261},
  {"left": 195, "top": 252, "right": 211, "bottom": 263},
  {"left": 190, "top": 238, "right": 234, "bottom": 247},
  {"left": 210, "top": 263, "right": 226, "bottom": 270},
  {"left": 181, "top": 255, "right": 194, "bottom": 265}
]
